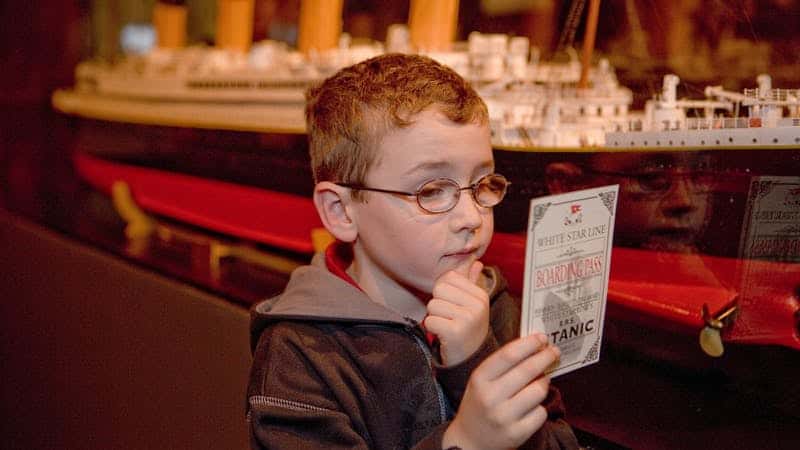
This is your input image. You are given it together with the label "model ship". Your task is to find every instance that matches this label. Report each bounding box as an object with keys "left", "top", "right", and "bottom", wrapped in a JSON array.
[
  {"left": 57, "top": 1, "right": 642, "bottom": 146},
  {"left": 52, "top": 0, "right": 799, "bottom": 368},
  {"left": 58, "top": 0, "right": 800, "bottom": 150}
]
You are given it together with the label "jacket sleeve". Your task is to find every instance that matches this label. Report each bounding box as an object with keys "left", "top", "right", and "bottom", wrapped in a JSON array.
[{"left": 247, "top": 324, "right": 373, "bottom": 449}]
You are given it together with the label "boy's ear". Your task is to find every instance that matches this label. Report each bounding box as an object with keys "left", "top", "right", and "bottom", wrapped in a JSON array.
[
  {"left": 545, "top": 162, "right": 584, "bottom": 194},
  {"left": 313, "top": 181, "right": 358, "bottom": 243}
]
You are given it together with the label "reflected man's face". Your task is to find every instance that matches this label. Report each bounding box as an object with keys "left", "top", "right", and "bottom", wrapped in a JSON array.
[
  {"left": 546, "top": 151, "right": 713, "bottom": 253},
  {"left": 589, "top": 152, "right": 712, "bottom": 252}
]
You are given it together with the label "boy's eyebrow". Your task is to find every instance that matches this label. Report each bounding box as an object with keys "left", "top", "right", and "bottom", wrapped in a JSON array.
[
  {"left": 402, "top": 160, "right": 451, "bottom": 176},
  {"left": 403, "top": 160, "right": 495, "bottom": 177}
]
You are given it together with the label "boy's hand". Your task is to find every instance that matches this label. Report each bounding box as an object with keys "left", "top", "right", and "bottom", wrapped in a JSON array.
[
  {"left": 424, "top": 260, "right": 489, "bottom": 366},
  {"left": 442, "top": 334, "right": 560, "bottom": 450}
]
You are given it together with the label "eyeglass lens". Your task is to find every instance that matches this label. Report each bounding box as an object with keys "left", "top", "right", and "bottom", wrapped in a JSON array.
[{"left": 417, "top": 175, "right": 508, "bottom": 213}]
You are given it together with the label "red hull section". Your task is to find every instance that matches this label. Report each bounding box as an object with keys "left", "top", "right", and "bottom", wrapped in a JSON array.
[
  {"left": 75, "top": 151, "right": 322, "bottom": 254},
  {"left": 74, "top": 152, "right": 799, "bottom": 350}
]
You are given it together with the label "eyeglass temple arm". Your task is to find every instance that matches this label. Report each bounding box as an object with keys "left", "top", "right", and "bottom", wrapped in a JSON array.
[{"left": 337, "top": 184, "right": 416, "bottom": 197}]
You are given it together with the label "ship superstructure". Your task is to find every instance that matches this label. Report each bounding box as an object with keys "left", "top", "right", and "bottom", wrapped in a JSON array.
[
  {"left": 60, "top": 0, "right": 638, "bottom": 146},
  {"left": 607, "top": 74, "right": 800, "bottom": 149}
]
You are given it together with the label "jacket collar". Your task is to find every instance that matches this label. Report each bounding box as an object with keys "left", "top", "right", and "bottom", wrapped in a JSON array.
[{"left": 250, "top": 244, "right": 509, "bottom": 349}]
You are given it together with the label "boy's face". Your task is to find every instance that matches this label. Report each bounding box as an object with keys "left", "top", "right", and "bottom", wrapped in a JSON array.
[{"left": 350, "top": 109, "right": 495, "bottom": 294}]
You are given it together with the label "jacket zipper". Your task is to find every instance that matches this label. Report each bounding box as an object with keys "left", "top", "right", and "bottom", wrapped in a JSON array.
[{"left": 405, "top": 320, "right": 449, "bottom": 422}]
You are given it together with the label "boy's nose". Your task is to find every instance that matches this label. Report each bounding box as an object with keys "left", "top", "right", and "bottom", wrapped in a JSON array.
[{"left": 449, "top": 190, "right": 484, "bottom": 231}]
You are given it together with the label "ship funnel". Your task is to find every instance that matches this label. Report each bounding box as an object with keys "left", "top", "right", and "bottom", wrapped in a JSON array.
[
  {"left": 216, "top": 0, "right": 255, "bottom": 53},
  {"left": 409, "top": 0, "right": 459, "bottom": 52},
  {"left": 153, "top": 1, "right": 187, "bottom": 49},
  {"left": 386, "top": 24, "right": 412, "bottom": 53},
  {"left": 298, "top": 0, "right": 343, "bottom": 55},
  {"left": 757, "top": 74, "right": 772, "bottom": 98}
]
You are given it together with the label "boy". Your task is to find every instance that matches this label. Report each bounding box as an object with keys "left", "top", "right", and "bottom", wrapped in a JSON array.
[{"left": 247, "top": 54, "right": 579, "bottom": 449}]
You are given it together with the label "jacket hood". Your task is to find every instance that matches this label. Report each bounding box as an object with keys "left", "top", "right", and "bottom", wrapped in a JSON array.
[{"left": 250, "top": 252, "right": 509, "bottom": 350}]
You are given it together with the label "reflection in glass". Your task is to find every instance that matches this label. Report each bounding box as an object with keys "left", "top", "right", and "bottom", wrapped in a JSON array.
[{"left": 546, "top": 151, "right": 714, "bottom": 253}]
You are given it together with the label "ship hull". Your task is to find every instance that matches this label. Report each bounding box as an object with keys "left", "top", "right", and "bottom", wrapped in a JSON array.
[
  {"left": 60, "top": 108, "right": 800, "bottom": 250},
  {"left": 55, "top": 93, "right": 800, "bottom": 356},
  {"left": 73, "top": 150, "right": 800, "bottom": 348}
]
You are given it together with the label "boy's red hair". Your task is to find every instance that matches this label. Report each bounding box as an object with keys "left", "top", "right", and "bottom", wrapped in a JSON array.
[{"left": 305, "top": 53, "right": 488, "bottom": 186}]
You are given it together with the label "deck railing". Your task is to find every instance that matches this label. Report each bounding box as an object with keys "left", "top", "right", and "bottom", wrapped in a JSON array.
[
  {"left": 624, "top": 116, "right": 800, "bottom": 132},
  {"left": 743, "top": 88, "right": 800, "bottom": 102}
]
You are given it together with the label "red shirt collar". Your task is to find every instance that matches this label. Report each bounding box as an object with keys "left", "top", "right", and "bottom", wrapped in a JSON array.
[
  {"left": 324, "top": 241, "right": 434, "bottom": 344},
  {"left": 324, "top": 241, "right": 362, "bottom": 291}
]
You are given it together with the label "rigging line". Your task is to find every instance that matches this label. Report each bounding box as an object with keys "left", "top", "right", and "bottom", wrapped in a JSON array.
[
  {"left": 735, "top": 0, "right": 759, "bottom": 42},
  {"left": 624, "top": 0, "right": 649, "bottom": 59},
  {"left": 557, "top": 0, "right": 587, "bottom": 52}
]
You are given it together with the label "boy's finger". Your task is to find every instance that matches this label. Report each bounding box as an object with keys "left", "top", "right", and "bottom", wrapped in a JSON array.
[
  {"left": 494, "top": 343, "right": 559, "bottom": 400},
  {"left": 468, "top": 260, "right": 483, "bottom": 284},
  {"left": 474, "top": 334, "right": 549, "bottom": 381},
  {"left": 452, "top": 255, "right": 477, "bottom": 278},
  {"left": 426, "top": 298, "right": 458, "bottom": 320},
  {"left": 431, "top": 280, "right": 486, "bottom": 307},
  {"left": 512, "top": 405, "right": 549, "bottom": 442},
  {"left": 423, "top": 315, "right": 450, "bottom": 336},
  {"left": 505, "top": 376, "right": 551, "bottom": 421}
]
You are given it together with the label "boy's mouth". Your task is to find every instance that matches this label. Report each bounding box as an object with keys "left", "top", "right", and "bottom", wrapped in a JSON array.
[
  {"left": 442, "top": 247, "right": 479, "bottom": 276},
  {"left": 444, "top": 246, "right": 479, "bottom": 257}
]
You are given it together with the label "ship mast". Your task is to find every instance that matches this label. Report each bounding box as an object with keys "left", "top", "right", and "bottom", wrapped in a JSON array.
[{"left": 578, "top": 0, "right": 601, "bottom": 88}]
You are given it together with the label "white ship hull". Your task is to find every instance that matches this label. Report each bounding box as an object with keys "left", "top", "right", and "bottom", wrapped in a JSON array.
[
  {"left": 52, "top": 89, "right": 306, "bottom": 133},
  {"left": 607, "top": 121, "right": 800, "bottom": 149},
  {"left": 78, "top": 70, "right": 310, "bottom": 104}
]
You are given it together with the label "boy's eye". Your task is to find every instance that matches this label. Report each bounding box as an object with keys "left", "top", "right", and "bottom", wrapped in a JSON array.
[
  {"left": 416, "top": 179, "right": 459, "bottom": 212},
  {"left": 417, "top": 181, "right": 453, "bottom": 200},
  {"left": 481, "top": 176, "right": 505, "bottom": 194}
]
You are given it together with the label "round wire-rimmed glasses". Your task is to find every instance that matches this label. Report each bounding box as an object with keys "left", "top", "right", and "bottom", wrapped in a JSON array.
[{"left": 337, "top": 173, "right": 511, "bottom": 214}]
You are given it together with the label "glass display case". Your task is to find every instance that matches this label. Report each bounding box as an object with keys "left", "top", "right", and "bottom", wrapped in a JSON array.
[{"left": 3, "top": 1, "right": 799, "bottom": 448}]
